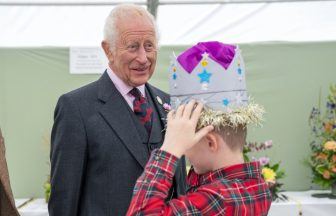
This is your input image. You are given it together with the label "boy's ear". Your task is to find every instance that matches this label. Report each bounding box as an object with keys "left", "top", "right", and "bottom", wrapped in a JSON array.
[{"left": 206, "top": 132, "right": 219, "bottom": 152}]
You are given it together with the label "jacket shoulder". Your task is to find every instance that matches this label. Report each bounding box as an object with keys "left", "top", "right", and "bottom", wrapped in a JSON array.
[
  {"left": 63, "top": 80, "right": 99, "bottom": 100},
  {"left": 147, "top": 83, "right": 169, "bottom": 102}
]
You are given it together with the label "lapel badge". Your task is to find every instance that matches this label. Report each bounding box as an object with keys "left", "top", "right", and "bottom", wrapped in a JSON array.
[{"left": 156, "top": 96, "right": 163, "bottom": 105}]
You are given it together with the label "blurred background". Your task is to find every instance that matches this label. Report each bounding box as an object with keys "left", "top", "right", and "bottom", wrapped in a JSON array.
[{"left": 0, "top": 0, "right": 335, "bottom": 199}]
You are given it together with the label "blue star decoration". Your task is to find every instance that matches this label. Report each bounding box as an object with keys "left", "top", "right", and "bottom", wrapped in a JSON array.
[
  {"left": 237, "top": 67, "right": 242, "bottom": 75},
  {"left": 172, "top": 73, "right": 177, "bottom": 80},
  {"left": 222, "top": 99, "right": 230, "bottom": 106},
  {"left": 198, "top": 69, "right": 212, "bottom": 83}
]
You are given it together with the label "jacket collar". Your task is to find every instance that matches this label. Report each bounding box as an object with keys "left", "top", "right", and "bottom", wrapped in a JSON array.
[{"left": 187, "top": 161, "right": 261, "bottom": 188}]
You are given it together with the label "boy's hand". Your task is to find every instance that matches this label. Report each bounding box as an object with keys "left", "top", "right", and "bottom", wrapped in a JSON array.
[{"left": 160, "top": 100, "right": 214, "bottom": 158}]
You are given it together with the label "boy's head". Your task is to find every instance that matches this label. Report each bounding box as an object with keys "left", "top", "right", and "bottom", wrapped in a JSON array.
[
  {"left": 168, "top": 41, "right": 264, "bottom": 173},
  {"left": 185, "top": 124, "right": 247, "bottom": 174}
]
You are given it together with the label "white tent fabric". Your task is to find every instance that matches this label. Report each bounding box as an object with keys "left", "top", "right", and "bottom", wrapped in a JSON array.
[{"left": 1, "top": 1, "right": 336, "bottom": 46}]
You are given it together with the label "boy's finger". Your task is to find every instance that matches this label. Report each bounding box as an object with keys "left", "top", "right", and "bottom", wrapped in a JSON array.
[
  {"left": 191, "top": 102, "right": 204, "bottom": 123},
  {"left": 175, "top": 104, "right": 185, "bottom": 118},
  {"left": 183, "top": 100, "right": 196, "bottom": 119},
  {"left": 167, "top": 110, "right": 174, "bottom": 121},
  {"left": 195, "top": 125, "right": 214, "bottom": 142}
]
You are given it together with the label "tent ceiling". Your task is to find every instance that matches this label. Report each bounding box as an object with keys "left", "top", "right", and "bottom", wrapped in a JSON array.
[
  {"left": 0, "top": 0, "right": 334, "bottom": 5},
  {"left": 0, "top": 0, "right": 335, "bottom": 46}
]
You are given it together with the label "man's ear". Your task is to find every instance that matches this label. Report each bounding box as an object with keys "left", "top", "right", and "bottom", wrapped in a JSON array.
[
  {"left": 206, "top": 132, "right": 219, "bottom": 152},
  {"left": 101, "top": 40, "right": 113, "bottom": 60}
]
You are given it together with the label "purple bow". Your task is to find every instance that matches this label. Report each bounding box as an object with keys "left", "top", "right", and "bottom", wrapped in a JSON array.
[{"left": 177, "top": 41, "right": 236, "bottom": 74}]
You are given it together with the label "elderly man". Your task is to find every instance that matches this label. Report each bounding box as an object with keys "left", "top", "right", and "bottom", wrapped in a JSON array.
[{"left": 49, "top": 4, "right": 186, "bottom": 216}]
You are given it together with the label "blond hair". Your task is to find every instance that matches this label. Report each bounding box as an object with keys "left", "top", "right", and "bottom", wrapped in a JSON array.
[{"left": 216, "top": 125, "right": 247, "bottom": 151}]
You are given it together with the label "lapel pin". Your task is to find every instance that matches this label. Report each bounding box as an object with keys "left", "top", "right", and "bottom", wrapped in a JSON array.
[{"left": 156, "top": 96, "right": 163, "bottom": 105}]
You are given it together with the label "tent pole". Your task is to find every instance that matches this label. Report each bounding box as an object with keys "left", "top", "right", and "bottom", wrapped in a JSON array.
[{"left": 147, "top": 0, "right": 159, "bottom": 18}]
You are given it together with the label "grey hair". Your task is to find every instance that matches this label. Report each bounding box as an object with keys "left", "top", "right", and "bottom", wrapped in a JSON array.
[{"left": 103, "top": 4, "right": 159, "bottom": 52}]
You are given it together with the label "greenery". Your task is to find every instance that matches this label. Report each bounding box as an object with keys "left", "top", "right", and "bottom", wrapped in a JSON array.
[
  {"left": 44, "top": 176, "right": 51, "bottom": 203},
  {"left": 309, "top": 84, "right": 336, "bottom": 188},
  {"left": 244, "top": 140, "right": 286, "bottom": 201}
]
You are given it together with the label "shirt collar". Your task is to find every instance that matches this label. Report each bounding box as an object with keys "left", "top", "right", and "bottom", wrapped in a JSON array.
[
  {"left": 106, "top": 67, "right": 146, "bottom": 97},
  {"left": 187, "top": 161, "right": 261, "bottom": 188}
]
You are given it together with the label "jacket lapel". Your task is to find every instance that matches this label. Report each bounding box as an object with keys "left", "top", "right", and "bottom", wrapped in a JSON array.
[
  {"left": 97, "top": 72, "right": 148, "bottom": 168},
  {"left": 146, "top": 84, "right": 170, "bottom": 130},
  {"left": 146, "top": 85, "right": 186, "bottom": 196}
]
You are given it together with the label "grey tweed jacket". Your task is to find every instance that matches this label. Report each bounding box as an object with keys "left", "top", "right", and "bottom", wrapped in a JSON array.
[{"left": 49, "top": 72, "right": 187, "bottom": 216}]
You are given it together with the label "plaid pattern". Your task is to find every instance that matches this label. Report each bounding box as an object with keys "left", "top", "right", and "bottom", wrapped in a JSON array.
[
  {"left": 130, "top": 88, "right": 153, "bottom": 134},
  {"left": 127, "top": 149, "right": 272, "bottom": 216}
]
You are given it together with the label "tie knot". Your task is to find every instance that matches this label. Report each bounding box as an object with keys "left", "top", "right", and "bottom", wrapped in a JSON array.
[{"left": 129, "top": 88, "right": 142, "bottom": 99}]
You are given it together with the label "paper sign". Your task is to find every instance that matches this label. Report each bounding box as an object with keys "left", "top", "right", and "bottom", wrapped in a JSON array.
[{"left": 70, "top": 47, "right": 108, "bottom": 74}]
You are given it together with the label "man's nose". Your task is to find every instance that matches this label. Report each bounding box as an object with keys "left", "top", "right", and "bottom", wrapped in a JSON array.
[{"left": 136, "top": 46, "right": 148, "bottom": 64}]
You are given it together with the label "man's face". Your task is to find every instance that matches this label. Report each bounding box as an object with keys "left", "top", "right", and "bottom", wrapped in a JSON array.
[{"left": 104, "top": 16, "right": 157, "bottom": 87}]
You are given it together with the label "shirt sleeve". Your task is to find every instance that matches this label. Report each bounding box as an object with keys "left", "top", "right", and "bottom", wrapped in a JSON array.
[{"left": 126, "top": 149, "right": 221, "bottom": 216}]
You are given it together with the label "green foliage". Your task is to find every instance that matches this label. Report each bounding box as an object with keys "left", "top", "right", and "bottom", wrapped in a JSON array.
[{"left": 44, "top": 178, "right": 51, "bottom": 203}]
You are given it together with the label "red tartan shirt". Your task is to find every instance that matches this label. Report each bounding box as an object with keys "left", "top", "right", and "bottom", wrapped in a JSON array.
[{"left": 127, "top": 149, "right": 272, "bottom": 216}]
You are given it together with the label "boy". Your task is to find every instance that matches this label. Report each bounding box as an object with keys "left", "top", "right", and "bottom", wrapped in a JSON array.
[{"left": 127, "top": 41, "right": 272, "bottom": 215}]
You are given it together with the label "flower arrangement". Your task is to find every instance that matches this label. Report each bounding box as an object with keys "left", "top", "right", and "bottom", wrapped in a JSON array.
[
  {"left": 309, "top": 84, "right": 336, "bottom": 190},
  {"left": 244, "top": 140, "right": 286, "bottom": 201}
]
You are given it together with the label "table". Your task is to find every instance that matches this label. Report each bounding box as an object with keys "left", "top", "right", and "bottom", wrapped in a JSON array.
[
  {"left": 268, "top": 190, "right": 336, "bottom": 216},
  {"left": 16, "top": 198, "right": 48, "bottom": 216},
  {"left": 16, "top": 190, "right": 336, "bottom": 216}
]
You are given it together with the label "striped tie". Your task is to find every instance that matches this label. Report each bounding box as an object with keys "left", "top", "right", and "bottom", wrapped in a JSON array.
[{"left": 129, "top": 88, "right": 153, "bottom": 135}]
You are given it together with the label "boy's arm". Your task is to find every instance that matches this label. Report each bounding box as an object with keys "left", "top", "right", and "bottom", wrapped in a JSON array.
[
  {"left": 127, "top": 101, "right": 214, "bottom": 215},
  {"left": 126, "top": 149, "right": 177, "bottom": 215},
  {"left": 127, "top": 149, "right": 219, "bottom": 216}
]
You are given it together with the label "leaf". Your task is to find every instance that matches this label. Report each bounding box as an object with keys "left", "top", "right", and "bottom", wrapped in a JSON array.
[
  {"left": 313, "top": 177, "right": 331, "bottom": 188},
  {"left": 271, "top": 163, "right": 279, "bottom": 172},
  {"left": 276, "top": 170, "right": 285, "bottom": 179},
  {"left": 243, "top": 154, "right": 250, "bottom": 162},
  {"left": 315, "top": 164, "right": 327, "bottom": 175}
]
